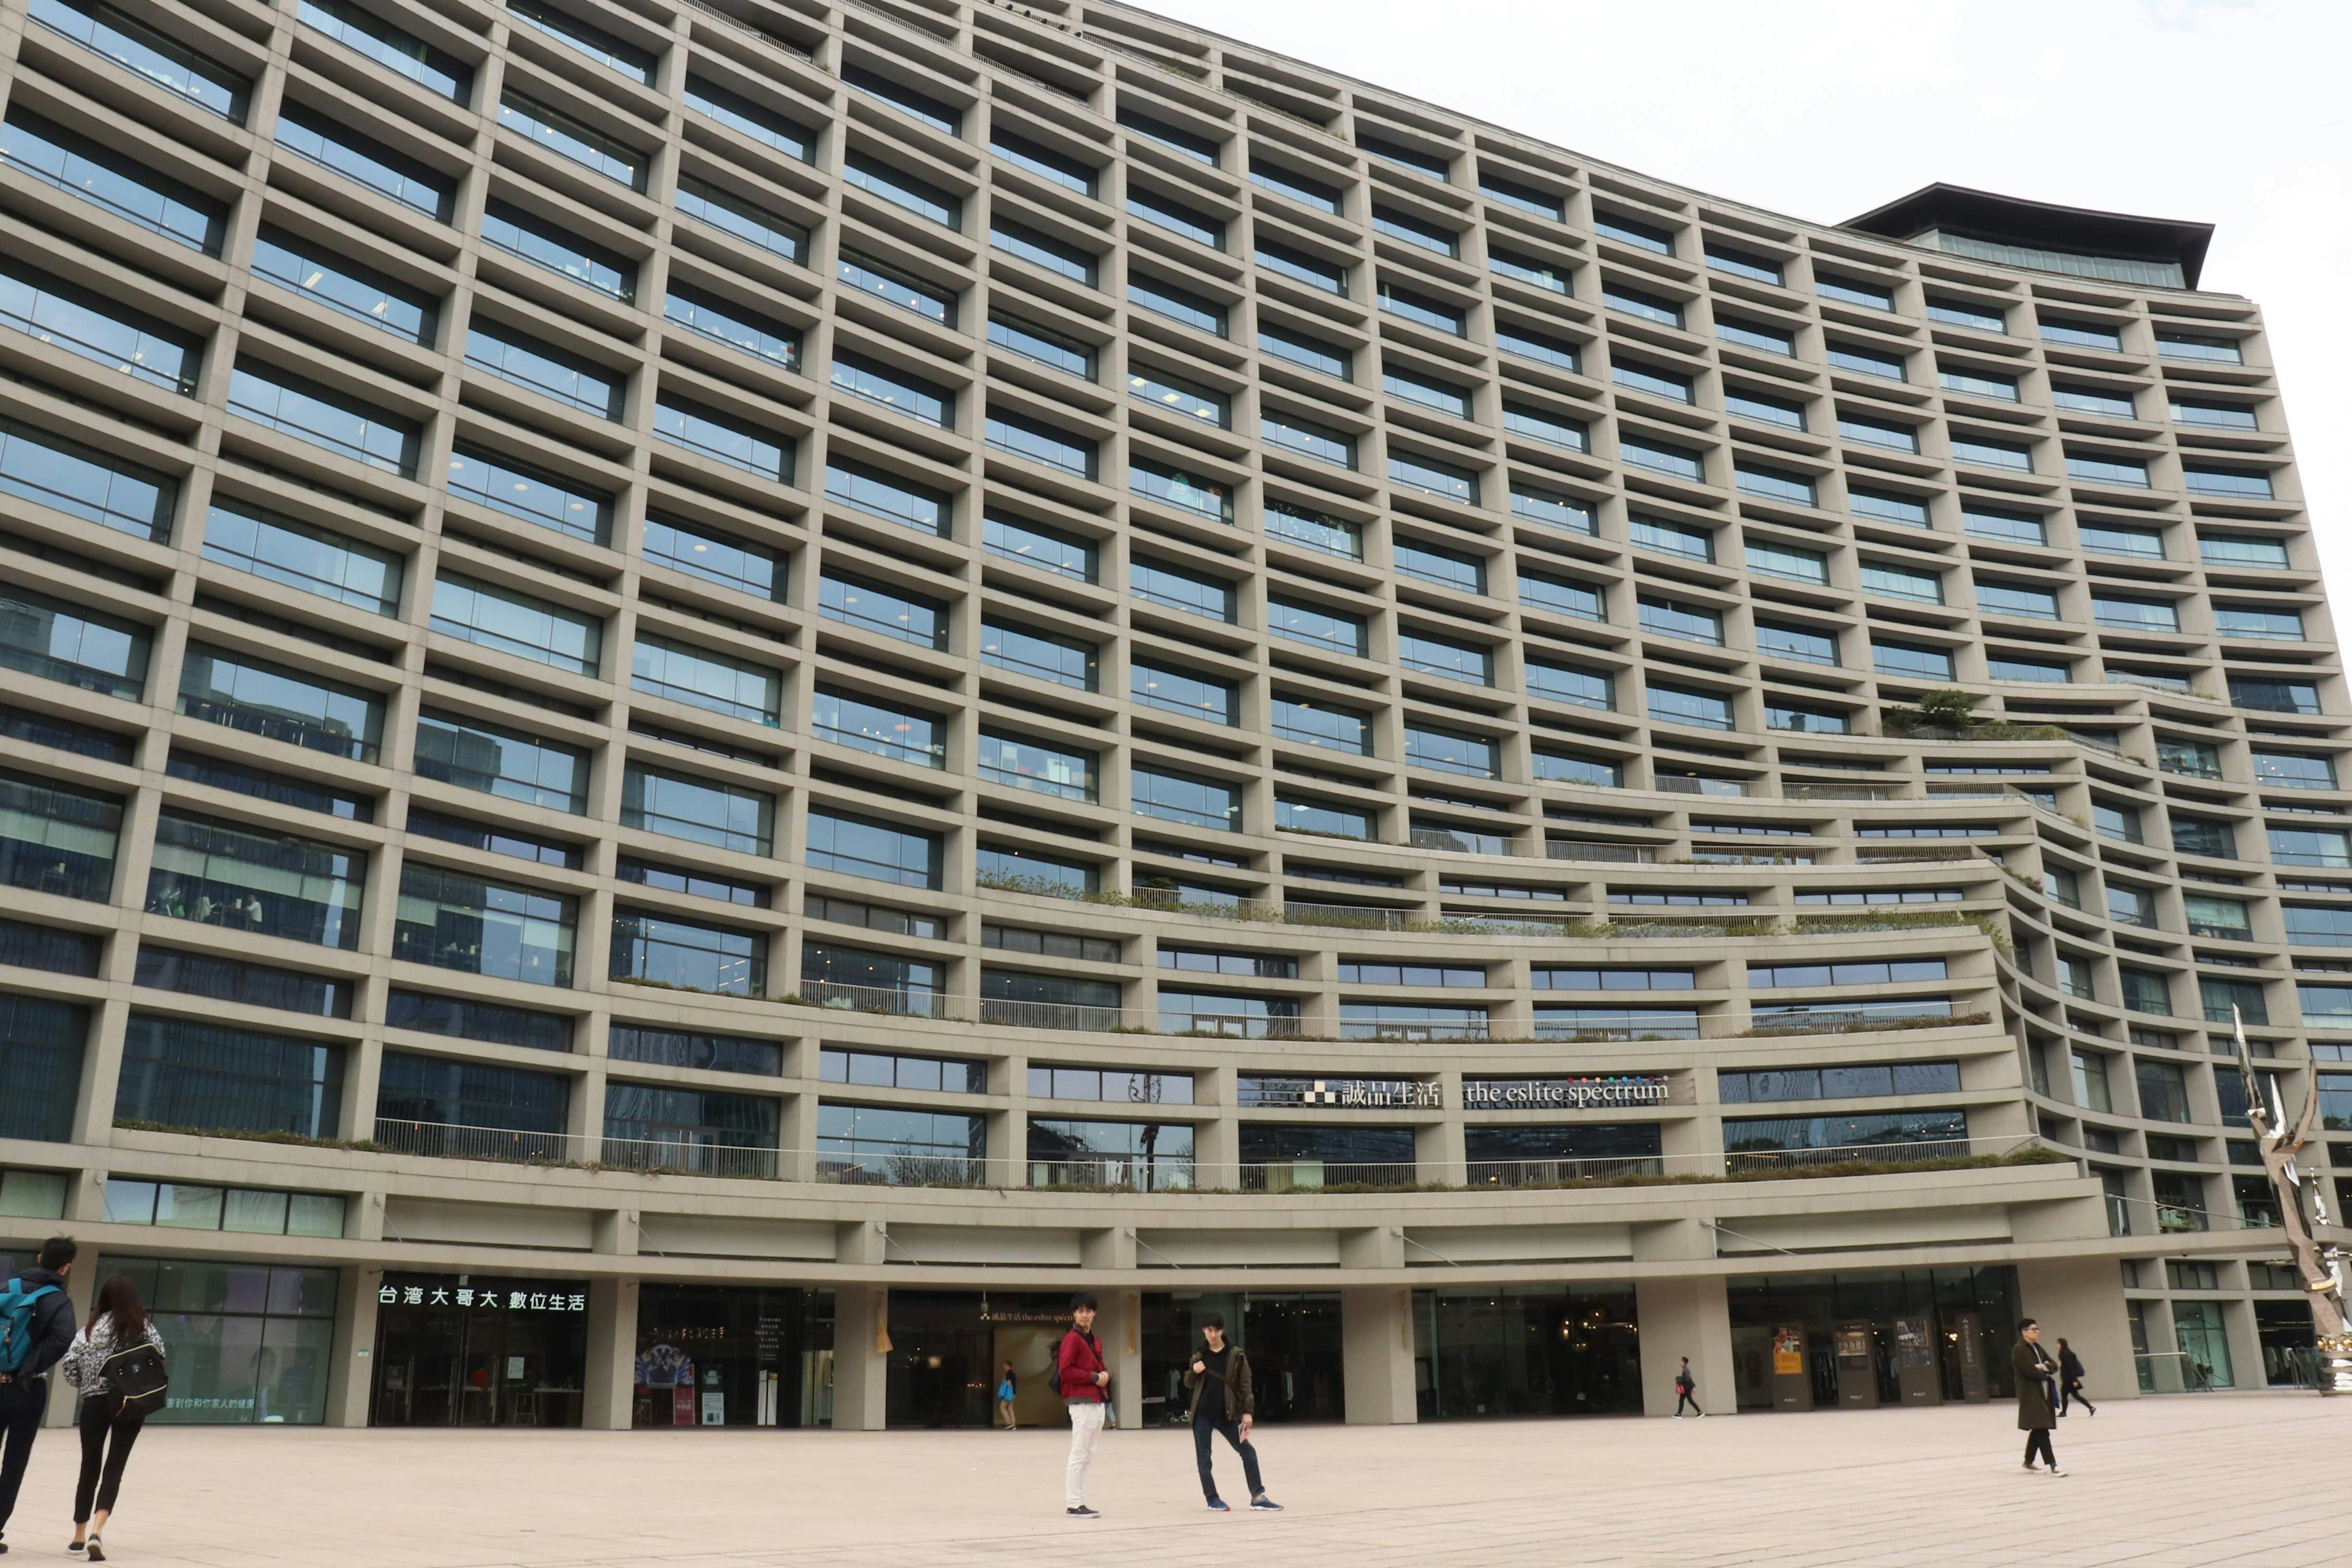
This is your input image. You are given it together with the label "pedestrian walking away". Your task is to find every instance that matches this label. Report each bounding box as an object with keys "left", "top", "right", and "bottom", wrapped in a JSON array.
[
  {"left": 2011, "top": 1318, "right": 2065, "bottom": 1476},
  {"left": 1056, "top": 1294, "right": 1110, "bottom": 1518},
  {"left": 61, "top": 1275, "right": 167, "bottom": 1562},
  {"left": 997, "top": 1359, "right": 1019, "bottom": 1431},
  {"left": 1673, "top": 1356, "right": 1705, "bottom": 1417},
  {"left": 0, "top": 1236, "right": 79, "bottom": 1555},
  {"left": 2055, "top": 1338, "right": 2095, "bottom": 1417},
  {"left": 1183, "top": 1313, "right": 1281, "bottom": 1513}
]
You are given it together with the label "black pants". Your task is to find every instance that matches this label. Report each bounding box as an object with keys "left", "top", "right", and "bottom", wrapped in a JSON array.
[
  {"left": 75, "top": 1395, "right": 145, "bottom": 1523},
  {"left": 1193, "top": 1414, "right": 1264, "bottom": 1502},
  {"left": 2023, "top": 1428, "right": 2056, "bottom": 1468},
  {"left": 0, "top": 1377, "right": 46, "bottom": 1533},
  {"left": 2059, "top": 1381, "right": 2095, "bottom": 1415},
  {"left": 1675, "top": 1389, "right": 1703, "bottom": 1415}
]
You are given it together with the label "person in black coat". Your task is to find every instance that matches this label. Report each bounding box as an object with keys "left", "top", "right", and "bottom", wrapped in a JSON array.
[
  {"left": 2055, "top": 1338, "right": 2095, "bottom": 1417},
  {"left": 0, "top": 1237, "right": 80, "bottom": 1550},
  {"left": 2011, "top": 1319, "right": 2065, "bottom": 1476}
]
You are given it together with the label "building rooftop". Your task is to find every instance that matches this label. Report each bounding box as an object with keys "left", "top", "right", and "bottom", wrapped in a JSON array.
[{"left": 1841, "top": 182, "right": 2215, "bottom": 289}]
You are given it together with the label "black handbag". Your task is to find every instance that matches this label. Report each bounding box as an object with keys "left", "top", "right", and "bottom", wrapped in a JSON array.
[{"left": 97, "top": 1341, "right": 168, "bottom": 1419}]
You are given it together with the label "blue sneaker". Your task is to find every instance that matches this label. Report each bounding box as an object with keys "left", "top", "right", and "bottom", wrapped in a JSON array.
[
  {"left": 1207, "top": 1498, "right": 1231, "bottom": 1512},
  {"left": 1250, "top": 1494, "right": 1284, "bottom": 1512}
]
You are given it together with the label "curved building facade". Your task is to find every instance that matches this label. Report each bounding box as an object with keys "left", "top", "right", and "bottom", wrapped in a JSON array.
[{"left": 0, "top": 0, "right": 2339, "bottom": 1429}]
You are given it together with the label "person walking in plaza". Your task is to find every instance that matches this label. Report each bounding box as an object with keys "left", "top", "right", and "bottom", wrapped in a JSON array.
[
  {"left": 62, "top": 1275, "right": 167, "bottom": 1561},
  {"left": 1673, "top": 1356, "right": 1705, "bottom": 1417},
  {"left": 1056, "top": 1294, "right": 1109, "bottom": 1518},
  {"left": 997, "top": 1359, "right": 1019, "bottom": 1431},
  {"left": 0, "top": 1237, "right": 78, "bottom": 1556},
  {"left": 2055, "top": 1338, "right": 2095, "bottom": 1417},
  {"left": 1183, "top": 1314, "right": 1281, "bottom": 1513},
  {"left": 2012, "top": 1319, "right": 2065, "bottom": 1476}
]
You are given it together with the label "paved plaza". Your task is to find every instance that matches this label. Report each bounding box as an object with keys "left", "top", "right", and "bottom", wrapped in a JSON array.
[{"left": 1, "top": 1393, "right": 2343, "bottom": 1568}]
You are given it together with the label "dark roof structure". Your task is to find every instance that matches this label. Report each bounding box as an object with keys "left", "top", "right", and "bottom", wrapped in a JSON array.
[{"left": 1842, "top": 183, "right": 2214, "bottom": 288}]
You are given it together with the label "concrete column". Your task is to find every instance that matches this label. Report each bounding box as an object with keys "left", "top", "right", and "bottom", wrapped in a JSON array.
[
  {"left": 1340, "top": 1286, "right": 1415, "bottom": 1424},
  {"left": 2219, "top": 1295, "right": 2267, "bottom": 1394},
  {"left": 582, "top": 1275, "right": 640, "bottom": 1430},
  {"left": 42, "top": 1255, "right": 100, "bottom": 1428},
  {"left": 2016, "top": 1256, "right": 2137, "bottom": 1402},
  {"left": 1635, "top": 1276, "right": 1735, "bottom": 1417},
  {"left": 832, "top": 1284, "right": 889, "bottom": 1430},
  {"left": 1104, "top": 1287, "right": 1143, "bottom": 1428},
  {"left": 325, "top": 1264, "right": 384, "bottom": 1428}
]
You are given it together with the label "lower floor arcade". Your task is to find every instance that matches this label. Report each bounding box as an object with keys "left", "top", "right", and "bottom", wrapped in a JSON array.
[{"left": 13, "top": 1241, "right": 2258, "bottom": 1430}]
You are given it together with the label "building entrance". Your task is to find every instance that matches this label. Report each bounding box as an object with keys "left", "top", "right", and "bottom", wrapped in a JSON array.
[
  {"left": 885, "top": 1290, "right": 1074, "bottom": 1428},
  {"left": 634, "top": 1285, "right": 832, "bottom": 1427},
  {"left": 370, "top": 1273, "right": 588, "bottom": 1427},
  {"left": 1727, "top": 1266, "right": 2020, "bottom": 1411},
  {"left": 1142, "top": 1292, "right": 1343, "bottom": 1423},
  {"left": 1413, "top": 1283, "right": 1641, "bottom": 1419}
]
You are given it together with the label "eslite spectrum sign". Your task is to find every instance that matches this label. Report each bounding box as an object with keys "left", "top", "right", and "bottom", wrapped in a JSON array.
[
  {"left": 1240, "top": 1075, "right": 1442, "bottom": 1109},
  {"left": 1463, "top": 1076, "right": 1671, "bottom": 1110}
]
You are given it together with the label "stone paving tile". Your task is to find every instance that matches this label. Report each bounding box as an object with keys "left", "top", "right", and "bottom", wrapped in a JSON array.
[{"left": 0, "top": 1393, "right": 2342, "bottom": 1567}]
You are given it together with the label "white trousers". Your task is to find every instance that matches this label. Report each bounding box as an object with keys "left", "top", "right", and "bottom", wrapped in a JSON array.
[{"left": 1065, "top": 1400, "right": 1107, "bottom": 1507}]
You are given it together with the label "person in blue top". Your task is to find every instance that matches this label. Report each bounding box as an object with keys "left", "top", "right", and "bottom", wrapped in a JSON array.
[{"left": 0, "top": 1237, "right": 80, "bottom": 1554}]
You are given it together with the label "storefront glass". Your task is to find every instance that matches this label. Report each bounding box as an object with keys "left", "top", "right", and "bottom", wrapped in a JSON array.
[
  {"left": 1141, "top": 1291, "right": 1343, "bottom": 1423},
  {"left": 886, "top": 1289, "right": 1072, "bottom": 1428},
  {"left": 2171, "top": 1300, "right": 2235, "bottom": 1388},
  {"left": 1412, "top": 1284, "right": 1641, "bottom": 1419},
  {"left": 104, "top": 1255, "right": 337, "bottom": 1423},
  {"left": 633, "top": 1284, "right": 832, "bottom": 1427},
  {"left": 1726, "top": 1265, "right": 2020, "bottom": 1411},
  {"left": 371, "top": 1273, "right": 588, "bottom": 1427},
  {"left": 2254, "top": 1300, "right": 2318, "bottom": 1387}
]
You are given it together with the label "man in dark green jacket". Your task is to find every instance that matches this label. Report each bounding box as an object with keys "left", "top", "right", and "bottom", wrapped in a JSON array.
[
  {"left": 1183, "top": 1314, "right": 1282, "bottom": 1512},
  {"left": 2011, "top": 1318, "right": 2065, "bottom": 1476}
]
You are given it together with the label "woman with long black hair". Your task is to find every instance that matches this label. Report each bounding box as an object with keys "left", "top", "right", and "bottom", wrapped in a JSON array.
[{"left": 59, "top": 1275, "right": 165, "bottom": 1561}]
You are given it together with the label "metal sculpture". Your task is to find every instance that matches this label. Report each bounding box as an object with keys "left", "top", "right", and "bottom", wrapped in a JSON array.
[{"left": 2231, "top": 1009, "right": 2352, "bottom": 1393}]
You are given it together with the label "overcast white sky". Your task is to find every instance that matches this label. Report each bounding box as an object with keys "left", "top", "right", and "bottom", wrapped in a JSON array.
[{"left": 1136, "top": 0, "right": 2352, "bottom": 617}]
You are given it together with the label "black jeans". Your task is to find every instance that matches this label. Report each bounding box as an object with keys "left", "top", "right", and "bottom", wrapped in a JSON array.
[
  {"left": 1675, "top": 1390, "right": 1703, "bottom": 1415},
  {"left": 1193, "top": 1414, "right": 1264, "bottom": 1502},
  {"left": 2059, "top": 1381, "right": 2095, "bottom": 1415},
  {"left": 0, "top": 1376, "right": 47, "bottom": 1534},
  {"left": 2023, "top": 1428, "right": 2056, "bottom": 1468},
  {"left": 75, "top": 1395, "right": 146, "bottom": 1523}
]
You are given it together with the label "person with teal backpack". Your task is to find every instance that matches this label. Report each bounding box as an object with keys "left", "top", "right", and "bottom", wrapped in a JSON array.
[{"left": 0, "top": 1237, "right": 79, "bottom": 1555}]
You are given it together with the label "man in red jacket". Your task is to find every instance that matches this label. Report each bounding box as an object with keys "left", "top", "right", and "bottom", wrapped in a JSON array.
[{"left": 1057, "top": 1292, "right": 1110, "bottom": 1518}]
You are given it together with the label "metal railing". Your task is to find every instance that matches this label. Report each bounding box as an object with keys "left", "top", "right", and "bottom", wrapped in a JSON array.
[
  {"left": 1723, "top": 1137, "right": 1976, "bottom": 1173},
  {"left": 1545, "top": 840, "right": 1659, "bottom": 864},
  {"left": 373, "top": 1119, "right": 784, "bottom": 1178},
  {"left": 1654, "top": 775, "right": 1754, "bottom": 797},
  {"left": 374, "top": 1118, "right": 571, "bottom": 1164},
  {"left": 1029, "top": 1158, "right": 1196, "bottom": 1192},
  {"left": 801, "top": 979, "right": 952, "bottom": 1019},
  {"left": 1468, "top": 1155, "right": 1665, "bottom": 1186},
  {"left": 981, "top": 996, "right": 1127, "bottom": 1032}
]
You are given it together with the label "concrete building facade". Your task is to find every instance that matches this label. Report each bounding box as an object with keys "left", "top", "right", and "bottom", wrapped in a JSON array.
[{"left": 0, "top": 0, "right": 2340, "bottom": 1431}]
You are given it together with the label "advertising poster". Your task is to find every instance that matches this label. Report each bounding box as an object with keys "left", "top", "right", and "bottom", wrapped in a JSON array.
[{"left": 1771, "top": 1325, "right": 1804, "bottom": 1374}]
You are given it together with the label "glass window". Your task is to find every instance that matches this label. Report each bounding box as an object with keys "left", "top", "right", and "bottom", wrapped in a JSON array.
[
  {"left": 993, "top": 130, "right": 1095, "bottom": 194},
  {"left": 480, "top": 199, "right": 636, "bottom": 300},
  {"left": 1131, "top": 559, "right": 1234, "bottom": 622},
  {"left": 1388, "top": 453, "right": 1477, "bottom": 503},
  {"left": 1511, "top": 483, "right": 1593, "bottom": 532},
  {"left": 683, "top": 74, "right": 811, "bottom": 159},
  {"left": 413, "top": 710, "right": 584, "bottom": 813},
  {"left": 0, "top": 257, "right": 202, "bottom": 393},
  {"left": 977, "top": 731, "right": 1094, "bottom": 801},
  {"left": 1646, "top": 682, "right": 1733, "bottom": 730},
  {"left": 1133, "top": 663, "right": 1234, "bottom": 725},
  {"left": 1502, "top": 404, "right": 1586, "bottom": 452},
  {"left": 1258, "top": 323, "right": 1348, "bottom": 375},
  {"left": 498, "top": 90, "right": 643, "bottom": 187},
  {"left": 299, "top": 0, "right": 469, "bottom": 99},
  {"left": 1129, "top": 275, "right": 1226, "bottom": 336},
  {"left": 1404, "top": 727, "right": 1497, "bottom": 778},
  {"left": 620, "top": 764, "right": 770, "bottom": 855},
  {"left": 813, "top": 688, "right": 943, "bottom": 767},
  {"left": 1926, "top": 296, "right": 2004, "bottom": 332},
  {"left": 1612, "top": 361, "right": 1692, "bottom": 404},
  {"left": 1976, "top": 581, "right": 2060, "bottom": 620},
  {"left": 990, "top": 220, "right": 1094, "bottom": 284},
  {"left": 1640, "top": 595, "right": 1722, "bottom": 646},
  {"left": 1850, "top": 488, "right": 1929, "bottom": 526},
  {"left": 1128, "top": 368, "right": 1227, "bottom": 426},
  {"left": 641, "top": 515, "right": 782, "bottom": 600},
  {"left": 228, "top": 363, "right": 418, "bottom": 476},
  {"left": 465, "top": 322, "right": 622, "bottom": 418},
  {"left": 2201, "top": 533, "right": 2292, "bottom": 569},
  {"left": 1260, "top": 242, "right": 1348, "bottom": 294},
  {"left": 1872, "top": 639, "right": 1953, "bottom": 679},
  {"left": 2053, "top": 383, "right": 2135, "bottom": 417},
  {"left": 630, "top": 635, "right": 779, "bottom": 727},
  {"left": 1861, "top": 563, "right": 1939, "bottom": 603},
  {"left": 1716, "top": 317, "right": 1793, "bottom": 355},
  {"left": 1532, "top": 749, "right": 1622, "bottom": 786},
  {"left": 987, "top": 312, "right": 1090, "bottom": 375},
  {"left": 1952, "top": 434, "right": 2032, "bottom": 471},
  {"left": 1269, "top": 598, "right": 1365, "bottom": 657},
  {"left": 0, "top": 585, "right": 148, "bottom": 699},
  {"left": 1, "top": 108, "right": 224, "bottom": 252},
  {"left": 1706, "top": 244, "right": 1782, "bottom": 284},
  {"left": 393, "top": 862, "right": 574, "bottom": 985},
  {"left": 841, "top": 60, "right": 958, "bottom": 132},
  {"left": 445, "top": 445, "right": 610, "bottom": 543},
  {"left": 1272, "top": 796, "right": 1371, "bottom": 839},
  {"left": 116, "top": 1014, "right": 342, "bottom": 1139},
  {"left": 1756, "top": 620, "right": 1837, "bottom": 666},
  {"left": 145, "top": 812, "right": 363, "bottom": 949},
  {"left": 1253, "top": 158, "right": 1342, "bottom": 211},
  {"left": 1496, "top": 325, "right": 1579, "bottom": 371},
  {"left": 277, "top": 103, "right": 453, "bottom": 216},
  {"left": 981, "top": 619, "right": 1096, "bottom": 690},
  {"left": 664, "top": 284, "right": 799, "bottom": 372},
  {"left": 1378, "top": 282, "right": 1465, "bottom": 334},
  {"left": 1623, "top": 439, "right": 1705, "bottom": 481},
  {"left": 805, "top": 809, "right": 938, "bottom": 889},
  {"left": 1129, "top": 190, "right": 1223, "bottom": 248},
  {"left": 247, "top": 225, "right": 435, "bottom": 344},
  {"left": 1132, "top": 767, "right": 1240, "bottom": 831},
  {"left": 1963, "top": 507, "right": 2047, "bottom": 546},
  {"left": 1262, "top": 413, "right": 1354, "bottom": 468},
  {"left": 817, "top": 572, "right": 942, "bottom": 650},
  {"left": 429, "top": 575, "right": 597, "bottom": 674},
  {"left": 987, "top": 412, "right": 1094, "bottom": 477},
  {"left": 823, "top": 459, "right": 944, "bottom": 533},
  {"left": 0, "top": 768, "right": 121, "bottom": 902},
  {"left": 1265, "top": 503, "right": 1360, "bottom": 559},
  {"left": 1939, "top": 368, "right": 2017, "bottom": 401},
  {"left": 201, "top": 502, "right": 399, "bottom": 615},
  {"left": 1816, "top": 274, "right": 1892, "bottom": 310},
  {"left": 1272, "top": 697, "right": 1369, "bottom": 753},
  {"left": 2253, "top": 752, "right": 2336, "bottom": 790},
  {"left": 1594, "top": 212, "right": 1674, "bottom": 254},
  {"left": 1373, "top": 206, "right": 1457, "bottom": 256},
  {"left": 1518, "top": 571, "right": 1603, "bottom": 620},
  {"left": 0, "top": 417, "right": 175, "bottom": 541},
  {"left": 1630, "top": 516, "right": 1712, "bottom": 560},
  {"left": 177, "top": 646, "right": 381, "bottom": 761},
  {"left": 1602, "top": 282, "right": 1683, "bottom": 327},
  {"left": 2158, "top": 333, "right": 2244, "bottom": 364},
  {"left": 816, "top": 1102, "right": 983, "bottom": 1182},
  {"left": 610, "top": 908, "right": 764, "bottom": 995},
  {"left": 676, "top": 176, "right": 807, "bottom": 263},
  {"left": 611, "top": 1023, "right": 778, "bottom": 1076},
  {"left": 1526, "top": 660, "right": 1613, "bottom": 711}
]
